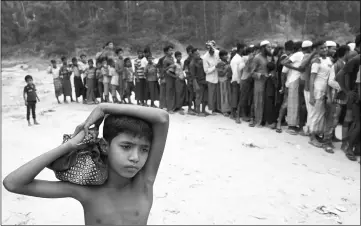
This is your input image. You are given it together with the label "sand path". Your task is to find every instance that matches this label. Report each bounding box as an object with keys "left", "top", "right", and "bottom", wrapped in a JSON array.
[{"left": 2, "top": 63, "right": 360, "bottom": 225}]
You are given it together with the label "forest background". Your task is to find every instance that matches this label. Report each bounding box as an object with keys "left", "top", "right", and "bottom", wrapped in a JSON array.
[{"left": 1, "top": 0, "right": 360, "bottom": 60}]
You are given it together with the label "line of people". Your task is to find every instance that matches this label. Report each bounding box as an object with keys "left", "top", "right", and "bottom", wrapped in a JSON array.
[{"left": 46, "top": 36, "right": 360, "bottom": 162}]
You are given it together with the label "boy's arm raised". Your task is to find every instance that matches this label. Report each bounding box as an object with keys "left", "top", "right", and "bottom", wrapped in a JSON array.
[
  {"left": 75, "top": 104, "right": 170, "bottom": 185},
  {"left": 3, "top": 131, "right": 87, "bottom": 200}
]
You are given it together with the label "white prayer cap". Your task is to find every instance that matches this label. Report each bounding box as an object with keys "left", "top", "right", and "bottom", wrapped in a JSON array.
[
  {"left": 326, "top": 41, "right": 337, "bottom": 47},
  {"left": 260, "top": 40, "right": 270, "bottom": 47},
  {"left": 250, "top": 45, "right": 254, "bottom": 48},
  {"left": 302, "top": 40, "right": 313, "bottom": 48},
  {"left": 348, "top": 43, "right": 355, "bottom": 51}
]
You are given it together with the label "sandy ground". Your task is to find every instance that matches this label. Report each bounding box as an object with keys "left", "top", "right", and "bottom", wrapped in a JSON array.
[{"left": 1, "top": 61, "right": 360, "bottom": 225}]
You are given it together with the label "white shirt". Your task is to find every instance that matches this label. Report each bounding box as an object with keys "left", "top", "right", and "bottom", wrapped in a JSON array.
[
  {"left": 140, "top": 57, "right": 148, "bottom": 69},
  {"left": 47, "top": 66, "right": 60, "bottom": 79},
  {"left": 230, "top": 53, "right": 245, "bottom": 83},
  {"left": 311, "top": 57, "right": 333, "bottom": 99},
  {"left": 202, "top": 49, "right": 220, "bottom": 84},
  {"left": 78, "top": 61, "right": 89, "bottom": 80},
  {"left": 285, "top": 51, "right": 304, "bottom": 87}
]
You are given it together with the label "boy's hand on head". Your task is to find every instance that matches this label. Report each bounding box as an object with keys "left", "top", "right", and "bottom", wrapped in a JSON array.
[{"left": 72, "top": 106, "right": 105, "bottom": 137}]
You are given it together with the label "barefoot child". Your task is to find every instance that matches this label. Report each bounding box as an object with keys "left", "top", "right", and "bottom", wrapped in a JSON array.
[
  {"left": 124, "top": 58, "right": 135, "bottom": 104},
  {"left": 59, "top": 56, "right": 74, "bottom": 103},
  {"left": 144, "top": 55, "right": 159, "bottom": 108},
  {"left": 85, "top": 59, "right": 97, "bottom": 104},
  {"left": 3, "top": 103, "right": 169, "bottom": 225},
  {"left": 47, "top": 60, "right": 62, "bottom": 104},
  {"left": 23, "top": 75, "right": 40, "bottom": 126}
]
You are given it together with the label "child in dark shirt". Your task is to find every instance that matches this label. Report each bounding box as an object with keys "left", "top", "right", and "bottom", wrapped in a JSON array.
[{"left": 23, "top": 75, "right": 40, "bottom": 126}]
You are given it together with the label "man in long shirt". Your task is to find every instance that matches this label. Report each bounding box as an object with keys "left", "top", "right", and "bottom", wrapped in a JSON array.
[
  {"left": 163, "top": 45, "right": 177, "bottom": 113},
  {"left": 323, "top": 45, "right": 350, "bottom": 153},
  {"left": 203, "top": 40, "right": 221, "bottom": 115},
  {"left": 250, "top": 40, "right": 272, "bottom": 127},
  {"left": 157, "top": 48, "right": 167, "bottom": 110},
  {"left": 230, "top": 43, "right": 246, "bottom": 121},
  {"left": 190, "top": 48, "right": 208, "bottom": 116},
  {"left": 336, "top": 34, "right": 360, "bottom": 161}
]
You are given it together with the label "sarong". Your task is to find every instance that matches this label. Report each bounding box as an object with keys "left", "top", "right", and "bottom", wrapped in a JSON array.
[
  {"left": 159, "top": 82, "right": 167, "bottom": 109},
  {"left": 238, "top": 77, "right": 253, "bottom": 111},
  {"left": 219, "top": 79, "right": 231, "bottom": 113},
  {"left": 135, "top": 78, "right": 147, "bottom": 101},
  {"left": 53, "top": 78, "right": 63, "bottom": 97},
  {"left": 62, "top": 79, "right": 72, "bottom": 97},
  {"left": 147, "top": 81, "right": 160, "bottom": 101},
  {"left": 207, "top": 82, "right": 221, "bottom": 111},
  {"left": 195, "top": 82, "right": 208, "bottom": 106},
  {"left": 303, "top": 90, "right": 314, "bottom": 133},
  {"left": 175, "top": 79, "right": 188, "bottom": 108},
  {"left": 286, "top": 79, "right": 300, "bottom": 127},
  {"left": 253, "top": 79, "right": 266, "bottom": 124},
  {"left": 230, "top": 82, "right": 240, "bottom": 108},
  {"left": 309, "top": 98, "right": 327, "bottom": 134},
  {"left": 165, "top": 76, "right": 176, "bottom": 111},
  {"left": 74, "top": 76, "right": 85, "bottom": 98},
  {"left": 263, "top": 77, "right": 277, "bottom": 124}
]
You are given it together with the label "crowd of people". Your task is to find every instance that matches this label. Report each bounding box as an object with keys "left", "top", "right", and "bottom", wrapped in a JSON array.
[{"left": 42, "top": 35, "right": 360, "bottom": 162}]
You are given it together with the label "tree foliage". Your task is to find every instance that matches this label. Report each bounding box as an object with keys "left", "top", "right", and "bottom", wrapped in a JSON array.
[{"left": 1, "top": 1, "right": 360, "bottom": 58}]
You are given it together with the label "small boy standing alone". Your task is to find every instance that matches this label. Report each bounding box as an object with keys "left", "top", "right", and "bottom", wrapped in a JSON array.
[{"left": 23, "top": 75, "right": 40, "bottom": 126}]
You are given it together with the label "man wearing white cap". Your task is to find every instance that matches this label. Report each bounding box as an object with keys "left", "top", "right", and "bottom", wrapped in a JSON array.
[
  {"left": 326, "top": 41, "right": 337, "bottom": 60},
  {"left": 279, "top": 41, "right": 304, "bottom": 135},
  {"left": 250, "top": 40, "right": 272, "bottom": 127}
]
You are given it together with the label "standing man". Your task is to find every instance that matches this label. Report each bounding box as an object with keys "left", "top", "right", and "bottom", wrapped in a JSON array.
[
  {"left": 203, "top": 40, "right": 221, "bottom": 115},
  {"left": 281, "top": 41, "right": 304, "bottom": 134},
  {"left": 250, "top": 40, "right": 272, "bottom": 127},
  {"left": 184, "top": 45, "right": 196, "bottom": 115},
  {"left": 336, "top": 34, "right": 360, "bottom": 161},
  {"left": 115, "top": 48, "right": 125, "bottom": 103},
  {"left": 157, "top": 47, "right": 167, "bottom": 110},
  {"left": 163, "top": 45, "right": 177, "bottom": 113},
  {"left": 78, "top": 54, "right": 89, "bottom": 102},
  {"left": 230, "top": 43, "right": 246, "bottom": 121}
]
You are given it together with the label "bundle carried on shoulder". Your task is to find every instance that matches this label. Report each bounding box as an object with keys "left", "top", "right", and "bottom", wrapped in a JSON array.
[{"left": 47, "top": 128, "right": 108, "bottom": 186}]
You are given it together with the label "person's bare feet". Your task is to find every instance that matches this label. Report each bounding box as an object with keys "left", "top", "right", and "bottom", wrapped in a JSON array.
[
  {"left": 256, "top": 122, "right": 263, "bottom": 128},
  {"left": 28, "top": 121, "right": 32, "bottom": 127},
  {"left": 34, "top": 120, "right": 40, "bottom": 125},
  {"left": 235, "top": 118, "right": 241, "bottom": 124}
]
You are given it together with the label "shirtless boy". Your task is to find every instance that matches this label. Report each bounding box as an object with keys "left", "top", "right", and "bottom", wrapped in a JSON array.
[{"left": 3, "top": 104, "right": 170, "bottom": 225}]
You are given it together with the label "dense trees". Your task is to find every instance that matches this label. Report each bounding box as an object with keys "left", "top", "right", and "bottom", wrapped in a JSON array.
[{"left": 1, "top": 1, "right": 360, "bottom": 58}]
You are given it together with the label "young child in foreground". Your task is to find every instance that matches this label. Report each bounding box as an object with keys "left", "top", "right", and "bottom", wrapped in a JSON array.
[
  {"left": 23, "top": 75, "right": 40, "bottom": 126},
  {"left": 3, "top": 104, "right": 170, "bottom": 225}
]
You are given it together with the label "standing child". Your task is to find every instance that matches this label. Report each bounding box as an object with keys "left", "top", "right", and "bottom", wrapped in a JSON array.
[
  {"left": 72, "top": 57, "right": 86, "bottom": 104},
  {"left": 157, "top": 48, "right": 167, "bottom": 110},
  {"left": 95, "top": 60, "right": 104, "bottom": 103},
  {"left": 84, "top": 59, "right": 97, "bottom": 104},
  {"left": 23, "top": 75, "right": 40, "bottom": 126},
  {"left": 134, "top": 50, "right": 147, "bottom": 106},
  {"left": 47, "top": 60, "right": 62, "bottom": 104},
  {"left": 174, "top": 51, "right": 188, "bottom": 114},
  {"left": 3, "top": 103, "right": 169, "bottom": 225},
  {"left": 124, "top": 57, "right": 135, "bottom": 104},
  {"left": 59, "top": 56, "right": 74, "bottom": 103},
  {"left": 109, "top": 59, "right": 121, "bottom": 103},
  {"left": 115, "top": 48, "right": 126, "bottom": 103},
  {"left": 216, "top": 50, "right": 232, "bottom": 116},
  {"left": 144, "top": 55, "right": 160, "bottom": 108},
  {"left": 101, "top": 58, "right": 111, "bottom": 103}
]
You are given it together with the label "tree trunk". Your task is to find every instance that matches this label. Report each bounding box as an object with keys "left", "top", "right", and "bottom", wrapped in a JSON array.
[
  {"left": 203, "top": 0, "right": 207, "bottom": 40},
  {"left": 267, "top": 7, "right": 274, "bottom": 33},
  {"left": 20, "top": 1, "right": 27, "bottom": 29},
  {"left": 213, "top": 2, "right": 217, "bottom": 39},
  {"left": 302, "top": 1, "right": 310, "bottom": 39}
]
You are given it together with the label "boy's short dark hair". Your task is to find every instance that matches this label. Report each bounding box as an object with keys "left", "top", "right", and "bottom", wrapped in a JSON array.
[
  {"left": 80, "top": 54, "right": 86, "bottom": 58},
  {"left": 25, "top": 75, "right": 33, "bottom": 82},
  {"left": 174, "top": 51, "right": 182, "bottom": 57},
  {"left": 164, "top": 45, "right": 173, "bottom": 53},
  {"left": 137, "top": 50, "right": 143, "bottom": 54},
  {"left": 284, "top": 40, "right": 294, "bottom": 51},
  {"left": 50, "top": 60, "right": 56, "bottom": 64},
  {"left": 61, "top": 56, "right": 67, "bottom": 61},
  {"left": 191, "top": 48, "right": 198, "bottom": 54},
  {"left": 124, "top": 57, "right": 131, "bottom": 64},
  {"left": 236, "top": 43, "right": 246, "bottom": 52},
  {"left": 337, "top": 45, "right": 350, "bottom": 58},
  {"left": 88, "top": 59, "right": 94, "bottom": 64},
  {"left": 219, "top": 50, "right": 228, "bottom": 57},
  {"left": 115, "top": 48, "right": 123, "bottom": 55},
  {"left": 103, "top": 115, "right": 153, "bottom": 144},
  {"left": 186, "top": 45, "right": 194, "bottom": 53},
  {"left": 72, "top": 57, "right": 77, "bottom": 62}
]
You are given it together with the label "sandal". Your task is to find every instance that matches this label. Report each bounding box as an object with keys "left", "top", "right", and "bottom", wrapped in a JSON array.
[
  {"left": 286, "top": 128, "right": 298, "bottom": 135},
  {"left": 324, "top": 145, "right": 335, "bottom": 154},
  {"left": 308, "top": 139, "right": 323, "bottom": 148},
  {"left": 345, "top": 152, "right": 357, "bottom": 161}
]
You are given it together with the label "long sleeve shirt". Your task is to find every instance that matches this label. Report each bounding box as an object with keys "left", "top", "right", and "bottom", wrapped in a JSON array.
[
  {"left": 190, "top": 58, "right": 206, "bottom": 85},
  {"left": 202, "top": 50, "right": 220, "bottom": 84}
]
